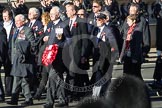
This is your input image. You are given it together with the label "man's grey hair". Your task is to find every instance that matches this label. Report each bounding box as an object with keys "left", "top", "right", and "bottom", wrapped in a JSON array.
[
  {"left": 15, "top": 14, "right": 26, "bottom": 22},
  {"left": 29, "top": 7, "right": 40, "bottom": 18},
  {"left": 51, "top": 6, "right": 60, "bottom": 14}
]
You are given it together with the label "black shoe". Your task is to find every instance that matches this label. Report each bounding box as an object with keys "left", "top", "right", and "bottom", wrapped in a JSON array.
[
  {"left": 33, "top": 94, "right": 41, "bottom": 100},
  {"left": 20, "top": 99, "right": 33, "bottom": 106},
  {"left": 157, "top": 57, "right": 162, "bottom": 63},
  {"left": 145, "top": 54, "right": 149, "bottom": 58},
  {"left": 157, "top": 90, "right": 162, "bottom": 96},
  {"left": 43, "top": 104, "right": 53, "bottom": 108},
  {"left": 6, "top": 101, "right": 18, "bottom": 105},
  {"left": 55, "top": 102, "right": 68, "bottom": 107},
  {"left": 149, "top": 82, "right": 162, "bottom": 89},
  {"left": 143, "top": 58, "right": 149, "bottom": 63},
  {"left": 5, "top": 92, "right": 12, "bottom": 97},
  {"left": 0, "top": 96, "right": 5, "bottom": 102}
]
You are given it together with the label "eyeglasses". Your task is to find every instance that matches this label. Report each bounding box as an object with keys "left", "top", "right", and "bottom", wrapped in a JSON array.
[
  {"left": 96, "top": 19, "right": 103, "bottom": 21},
  {"left": 77, "top": 14, "right": 84, "bottom": 16},
  {"left": 93, "top": 5, "right": 99, "bottom": 8}
]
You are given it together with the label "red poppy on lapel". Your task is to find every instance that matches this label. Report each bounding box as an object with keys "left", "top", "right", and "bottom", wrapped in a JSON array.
[
  {"left": 32, "top": 26, "right": 38, "bottom": 31},
  {"left": 42, "top": 44, "right": 59, "bottom": 66},
  {"left": 47, "top": 28, "right": 51, "bottom": 33},
  {"left": 38, "top": 31, "right": 43, "bottom": 35},
  {"left": 10, "top": 26, "right": 15, "bottom": 35},
  {"left": 101, "top": 32, "right": 106, "bottom": 42},
  {"left": 10, "top": 30, "right": 14, "bottom": 35},
  {"left": 73, "top": 22, "right": 78, "bottom": 28},
  {"left": 20, "top": 30, "right": 25, "bottom": 34},
  {"left": 18, "top": 30, "right": 25, "bottom": 40}
]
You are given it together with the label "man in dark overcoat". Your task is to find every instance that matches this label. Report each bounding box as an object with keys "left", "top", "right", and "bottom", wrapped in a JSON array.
[
  {"left": 0, "top": 8, "right": 15, "bottom": 96},
  {"left": 90, "top": 13, "right": 118, "bottom": 97},
  {"left": 42, "top": 6, "right": 71, "bottom": 108},
  {"left": 65, "top": 3, "right": 90, "bottom": 100},
  {"left": 7, "top": 14, "right": 35, "bottom": 106},
  {"left": 0, "top": 25, "right": 8, "bottom": 102}
]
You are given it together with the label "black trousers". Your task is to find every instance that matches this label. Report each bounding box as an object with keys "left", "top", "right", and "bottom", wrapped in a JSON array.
[
  {"left": 66, "top": 71, "right": 90, "bottom": 100},
  {"left": 35, "top": 66, "right": 49, "bottom": 96},
  {"left": 4, "top": 61, "right": 13, "bottom": 96},
  {"left": 123, "top": 56, "right": 143, "bottom": 80},
  {"left": 46, "top": 68, "right": 67, "bottom": 106},
  {"left": 0, "top": 72, "right": 4, "bottom": 98}
]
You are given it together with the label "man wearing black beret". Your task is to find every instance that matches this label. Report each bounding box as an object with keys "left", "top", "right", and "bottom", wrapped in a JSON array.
[{"left": 89, "top": 12, "right": 118, "bottom": 97}]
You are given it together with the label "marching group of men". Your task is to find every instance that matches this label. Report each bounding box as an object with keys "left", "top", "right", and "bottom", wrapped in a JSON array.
[{"left": 0, "top": 0, "right": 161, "bottom": 108}]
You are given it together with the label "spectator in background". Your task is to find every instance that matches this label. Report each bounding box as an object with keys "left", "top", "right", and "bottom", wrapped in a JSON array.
[
  {"left": 0, "top": 8, "right": 15, "bottom": 97},
  {"left": 152, "top": 0, "right": 162, "bottom": 61},
  {"left": 39, "top": 0, "right": 60, "bottom": 13},
  {"left": 77, "top": 8, "right": 86, "bottom": 18},
  {"left": 150, "top": 0, "right": 162, "bottom": 90},
  {"left": 119, "top": 14, "right": 143, "bottom": 80},
  {"left": 130, "top": 0, "right": 151, "bottom": 61},
  {"left": 120, "top": 0, "right": 130, "bottom": 24},
  {"left": 11, "top": 0, "right": 28, "bottom": 17},
  {"left": 103, "top": 0, "right": 121, "bottom": 27},
  {"left": 0, "top": 25, "right": 8, "bottom": 102},
  {"left": 87, "top": 0, "right": 103, "bottom": 27},
  {"left": 121, "top": 3, "right": 150, "bottom": 63},
  {"left": 0, "top": 4, "right": 5, "bottom": 21},
  {"left": 73, "top": 0, "right": 83, "bottom": 10}
]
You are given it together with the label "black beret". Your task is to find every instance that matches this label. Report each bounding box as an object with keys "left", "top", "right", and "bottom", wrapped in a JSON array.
[{"left": 96, "top": 13, "right": 107, "bottom": 19}]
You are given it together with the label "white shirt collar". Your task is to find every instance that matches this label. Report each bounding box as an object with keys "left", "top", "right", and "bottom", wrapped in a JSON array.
[
  {"left": 99, "top": 25, "right": 105, "bottom": 32},
  {"left": 53, "top": 19, "right": 60, "bottom": 25},
  {"left": 30, "top": 19, "right": 36, "bottom": 27},
  {"left": 69, "top": 16, "right": 77, "bottom": 30},
  {"left": 3, "top": 20, "right": 13, "bottom": 41},
  {"left": 97, "top": 25, "right": 105, "bottom": 38},
  {"left": 70, "top": 15, "right": 77, "bottom": 21},
  {"left": 18, "top": 26, "right": 24, "bottom": 31},
  {"left": 4, "top": 20, "right": 13, "bottom": 26}
]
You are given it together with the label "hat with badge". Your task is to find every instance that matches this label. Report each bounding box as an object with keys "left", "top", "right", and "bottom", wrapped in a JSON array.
[{"left": 96, "top": 13, "right": 107, "bottom": 19}]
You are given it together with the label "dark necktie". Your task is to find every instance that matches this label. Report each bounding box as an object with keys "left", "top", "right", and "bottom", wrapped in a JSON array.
[
  {"left": 52, "top": 23, "right": 55, "bottom": 30},
  {"left": 96, "top": 28, "right": 101, "bottom": 44},
  {"left": 13, "top": 29, "right": 19, "bottom": 41},
  {"left": 29, "top": 22, "right": 32, "bottom": 27}
]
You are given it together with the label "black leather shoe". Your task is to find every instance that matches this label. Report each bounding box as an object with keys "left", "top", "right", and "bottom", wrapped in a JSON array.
[
  {"left": 0, "top": 96, "right": 5, "bottom": 102},
  {"left": 43, "top": 104, "right": 53, "bottom": 108},
  {"left": 20, "top": 99, "right": 33, "bottom": 106},
  {"left": 6, "top": 101, "right": 18, "bottom": 105},
  {"left": 33, "top": 93, "right": 41, "bottom": 100},
  {"left": 55, "top": 102, "right": 68, "bottom": 107}
]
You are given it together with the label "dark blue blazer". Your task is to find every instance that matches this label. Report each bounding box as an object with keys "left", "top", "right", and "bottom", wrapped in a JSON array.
[{"left": 26, "top": 20, "right": 43, "bottom": 33}]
